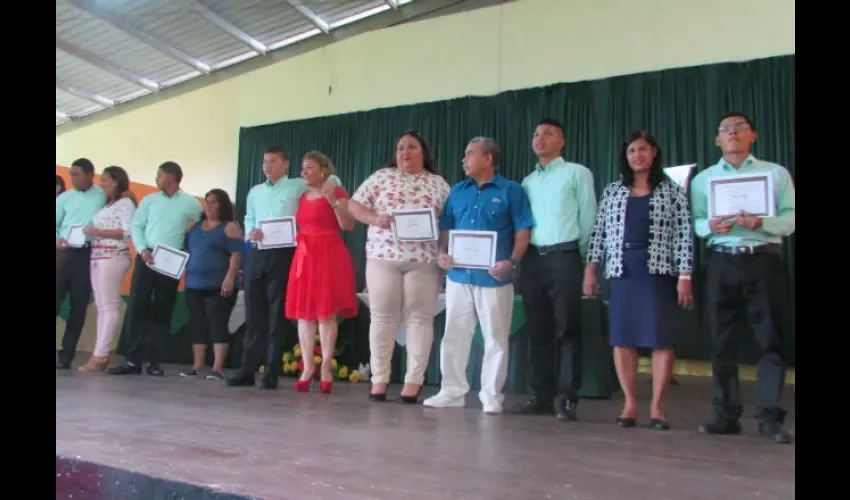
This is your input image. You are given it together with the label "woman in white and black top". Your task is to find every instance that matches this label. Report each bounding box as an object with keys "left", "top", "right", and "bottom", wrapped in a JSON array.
[
  {"left": 78, "top": 166, "right": 137, "bottom": 372},
  {"left": 583, "top": 131, "right": 694, "bottom": 430}
]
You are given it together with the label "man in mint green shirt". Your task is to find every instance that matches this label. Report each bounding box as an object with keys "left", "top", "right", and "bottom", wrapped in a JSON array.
[
  {"left": 56, "top": 158, "right": 106, "bottom": 369},
  {"left": 226, "top": 146, "right": 307, "bottom": 390},
  {"left": 690, "top": 112, "right": 795, "bottom": 444},
  {"left": 511, "top": 118, "right": 597, "bottom": 422},
  {"left": 109, "top": 162, "right": 202, "bottom": 377}
]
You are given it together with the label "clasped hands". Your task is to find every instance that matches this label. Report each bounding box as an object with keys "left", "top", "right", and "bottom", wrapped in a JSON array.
[{"left": 710, "top": 210, "right": 762, "bottom": 234}]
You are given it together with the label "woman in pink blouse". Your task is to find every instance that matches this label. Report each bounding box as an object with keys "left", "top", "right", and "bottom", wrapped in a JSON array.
[
  {"left": 349, "top": 131, "right": 451, "bottom": 403},
  {"left": 78, "top": 166, "right": 137, "bottom": 372}
]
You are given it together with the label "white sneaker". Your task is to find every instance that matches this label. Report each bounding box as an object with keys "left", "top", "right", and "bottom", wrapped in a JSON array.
[
  {"left": 423, "top": 392, "right": 465, "bottom": 408},
  {"left": 482, "top": 402, "right": 503, "bottom": 414}
]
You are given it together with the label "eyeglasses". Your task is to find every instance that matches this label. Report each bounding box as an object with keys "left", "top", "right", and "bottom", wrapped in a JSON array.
[{"left": 718, "top": 123, "right": 751, "bottom": 133}]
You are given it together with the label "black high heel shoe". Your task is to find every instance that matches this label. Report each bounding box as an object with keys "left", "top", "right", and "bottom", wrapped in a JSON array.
[{"left": 398, "top": 385, "right": 422, "bottom": 404}]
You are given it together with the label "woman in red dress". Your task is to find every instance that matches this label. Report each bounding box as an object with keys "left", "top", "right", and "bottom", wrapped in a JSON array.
[{"left": 286, "top": 151, "right": 359, "bottom": 393}]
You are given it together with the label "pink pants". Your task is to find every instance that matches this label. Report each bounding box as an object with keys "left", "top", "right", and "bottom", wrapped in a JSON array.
[{"left": 90, "top": 255, "right": 131, "bottom": 357}]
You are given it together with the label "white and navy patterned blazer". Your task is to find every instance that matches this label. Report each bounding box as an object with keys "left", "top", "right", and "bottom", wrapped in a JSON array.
[{"left": 587, "top": 179, "right": 694, "bottom": 279}]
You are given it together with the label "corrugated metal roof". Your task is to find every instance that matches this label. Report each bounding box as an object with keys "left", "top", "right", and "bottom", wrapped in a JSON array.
[{"left": 55, "top": 0, "right": 417, "bottom": 126}]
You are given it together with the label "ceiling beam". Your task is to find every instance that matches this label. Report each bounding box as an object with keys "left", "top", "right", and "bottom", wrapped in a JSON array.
[
  {"left": 56, "top": 111, "right": 72, "bottom": 122},
  {"left": 284, "top": 0, "right": 330, "bottom": 34},
  {"left": 56, "top": 39, "right": 161, "bottom": 92},
  {"left": 385, "top": 0, "right": 399, "bottom": 8},
  {"left": 183, "top": 0, "right": 268, "bottom": 55},
  {"left": 68, "top": 0, "right": 211, "bottom": 74},
  {"left": 57, "top": 78, "right": 115, "bottom": 108}
]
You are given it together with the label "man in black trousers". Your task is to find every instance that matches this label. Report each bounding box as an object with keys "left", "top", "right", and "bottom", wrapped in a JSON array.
[
  {"left": 689, "top": 112, "right": 796, "bottom": 443},
  {"left": 510, "top": 119, "right": 598, "bottom": 421},
  {"left": 226, "top": 147, "right": 307, "bottom": 390},
  {"left": 56, "top": 158, "right": 106, "bottom": 368},
  {"left": 108, "top": 162, "right": 202, "bottom": 376}
]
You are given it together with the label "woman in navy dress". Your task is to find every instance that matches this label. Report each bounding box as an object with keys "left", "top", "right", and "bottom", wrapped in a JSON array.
[{"left": 584, "top": 131, "right": 694, "bottom": 430}]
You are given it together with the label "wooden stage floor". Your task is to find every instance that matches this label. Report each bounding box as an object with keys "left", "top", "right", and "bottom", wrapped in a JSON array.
[{"left": 56, "top": 365, "right": 795, "bottom": 500}]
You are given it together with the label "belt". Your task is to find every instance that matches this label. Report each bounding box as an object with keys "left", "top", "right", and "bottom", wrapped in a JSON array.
[
  {"left": 535, "top": 241, "right": 578, "bottom": 255},
  {"left": 710, "top": 243, "right": 781, "bottom": 256}
]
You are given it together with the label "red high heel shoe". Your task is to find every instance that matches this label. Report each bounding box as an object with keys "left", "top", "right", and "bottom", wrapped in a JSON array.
[
  {"left": 294, "top": 379, "right": 311, "bottom": 392},
  {"left": 320, "top": 381, "right": 333, "bottom": 393}
]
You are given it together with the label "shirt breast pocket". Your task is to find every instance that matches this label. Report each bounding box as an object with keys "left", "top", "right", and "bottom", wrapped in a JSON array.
[{"left": 483, "top": 201, "right": 509, "bottom": 228}]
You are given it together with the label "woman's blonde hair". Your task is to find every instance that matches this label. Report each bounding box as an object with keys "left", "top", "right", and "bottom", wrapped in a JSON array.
[{"left": 303, "top": 151, "right": 335, "bottom": 177}]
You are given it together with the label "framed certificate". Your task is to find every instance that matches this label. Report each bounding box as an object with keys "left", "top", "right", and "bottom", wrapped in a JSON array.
[
  {"left": 148, "top": 244, "right": 190, "bottom": 280},
  {"left": 257, "top": 217, "right": 297, "bottom": 249},
  {"left": 707, "top": 173, "right": 775, "bottom": 218},
  {"left": 65, "top": 224, "right": 86, "bottom": 248},
  {"left": 391, "top": 207, "right": 438, "bottom": 241},
  {"left": 448, "top": 230, "right": 497, "bottom": 269}
]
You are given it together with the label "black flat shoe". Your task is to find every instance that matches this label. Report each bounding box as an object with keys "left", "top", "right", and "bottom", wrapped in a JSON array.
[
  {"left": 369, "top": 393, "right": 387, "bottom": 402},
  {"left": 616, "top": 417, "right": 637, "bottom": 428},
  {"left": 650, "top": 418, "right": 670, "bottom": 431}
]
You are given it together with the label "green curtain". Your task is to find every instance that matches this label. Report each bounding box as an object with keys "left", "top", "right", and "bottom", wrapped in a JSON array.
[{"left": 235, "top": 54, "right": 795, "bottom": 368}]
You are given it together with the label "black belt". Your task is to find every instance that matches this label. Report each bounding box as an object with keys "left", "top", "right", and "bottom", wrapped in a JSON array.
[
  {"left": 711, "top": 243, "right": 781, "bottom": 256},
  {"left": 535, "top": 241, "right": 578, "bottom": 255}
]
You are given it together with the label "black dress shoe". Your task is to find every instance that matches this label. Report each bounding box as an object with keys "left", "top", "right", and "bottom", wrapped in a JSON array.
[
  {"left": 225, "top": 373, "right": 255, "bottom": 387},
  {"left": 759, "top": 421, "right": 792, "bottom": 444},
  {"left": 509, "top": 398, "right": 554, "bottom": 415},
  {"left": 555, "top": 398, "right": 578, "bottom": 422},
  {"left": 107, "top": 364, "right": 142, "bottom": 375},
  {"left": 697, "top": 420, "right": 741, "bottom": 435},
  {"left": 256, "top": 374, "right": 278, "bottom": 390},
  {"left": 650, "top": 418, "right": 670, "bottom": 431},
  {"left": 616, "top": 417, "right": 637, "bottom": 427},
  {"left": 146, "top": 363, "right": 164, "bottom": 376},
  {"left": 56, "top": 361, "right": 71, "bottom": 370}
]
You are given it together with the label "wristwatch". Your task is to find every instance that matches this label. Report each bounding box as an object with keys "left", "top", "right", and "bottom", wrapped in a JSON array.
[{"left": 510, "top": 258, "right": 519, "bottom": 270}]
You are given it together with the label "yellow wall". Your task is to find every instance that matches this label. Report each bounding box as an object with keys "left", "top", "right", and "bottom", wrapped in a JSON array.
[{"left": 55, "top": 0, "right": 795, "bottom": 198}]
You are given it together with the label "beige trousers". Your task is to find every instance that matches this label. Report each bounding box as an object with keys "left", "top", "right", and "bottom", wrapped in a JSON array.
[{"left": 365, "top": 258, "right": 440, "bottom": 385}]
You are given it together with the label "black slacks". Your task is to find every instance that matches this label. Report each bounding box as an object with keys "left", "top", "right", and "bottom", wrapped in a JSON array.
[
  {"left": 185, "top": 288, "right": 238, "bottom": 345},
  {"left": 56, "top": 247, "right": 92, "bottom": 364},
  {"left": 238, "top": 246, "right": 296, "bottom": 377},
  {"left": 706, "top": 248, "right": 789, "bottom": 424},
  {"left": 519, "top": 244, "right": 584, "bottom": 404},
  {"left": 124, "top": 254, "right": 179, "bottom": 365}
]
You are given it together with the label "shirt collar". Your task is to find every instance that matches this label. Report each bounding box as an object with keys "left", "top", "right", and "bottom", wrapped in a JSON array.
[
  {"left": 719, "top": 154, "right": 757, "bottom": 172},
  {"left": 461, "top": 173, "right": 506, "bottom": 189},
  {"left": 161, "top": 188, "right": 183, "bottom": 198},
  {"left": 534, "top": 156, "right": 565, "bottom": 173}
]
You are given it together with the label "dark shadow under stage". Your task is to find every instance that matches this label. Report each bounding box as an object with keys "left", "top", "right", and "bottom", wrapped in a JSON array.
[{"left": 56, "top": 367, "right": 795, "bottom": 500}]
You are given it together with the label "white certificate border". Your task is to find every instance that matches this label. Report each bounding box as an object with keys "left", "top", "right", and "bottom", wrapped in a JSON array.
[
  {"left": 448, "top": 230, "right": 497, "bottom": 269},
  {"left": 707, "top": 172, "right": 775, "bottom": 218},
  {"left": 391, "top": 207, "right": 439, "bottom": 242},
  {"left": 65, "top": 223, "right": 86, "bottom": 248},
  {"left": 148, "top": 243, "right": 189, "bottom": 280},
  {"left": 257, "top": 217, "right": 297, "bottom": 249}
]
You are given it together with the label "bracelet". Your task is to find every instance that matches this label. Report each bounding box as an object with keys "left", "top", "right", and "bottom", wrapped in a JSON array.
[{"left": 678, "top": 275, "right": 692, "bottom": 280}]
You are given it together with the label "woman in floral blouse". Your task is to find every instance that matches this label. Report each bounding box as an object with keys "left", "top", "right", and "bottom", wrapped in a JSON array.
[
  {"left": 349, "top": 131, "right": 451, "bottom": 404},
  {"left": 79, "top": 166, "right": 137, "bottom": 372}
]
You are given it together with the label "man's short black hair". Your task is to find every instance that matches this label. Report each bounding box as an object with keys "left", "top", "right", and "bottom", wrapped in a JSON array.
[
  {"left": 158, "top": 161, "right": 183, "bottom": 183},
  {"left": 71, "top": 158, "right": 95, "bottom": 175}
]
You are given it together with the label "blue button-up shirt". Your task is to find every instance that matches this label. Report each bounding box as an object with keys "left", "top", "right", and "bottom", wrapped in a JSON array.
[{"left": 439, "top": 174, "right": 534, "bottom": 288}]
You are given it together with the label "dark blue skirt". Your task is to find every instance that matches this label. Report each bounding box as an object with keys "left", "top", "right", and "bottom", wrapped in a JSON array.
[{"left": 607, "top": 247, "right": 680, "bottom": 349}]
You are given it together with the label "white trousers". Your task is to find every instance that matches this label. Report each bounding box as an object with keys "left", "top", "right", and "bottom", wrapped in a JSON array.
[{"left": 438, "top": 280, "right": 514, "bottom": 406}]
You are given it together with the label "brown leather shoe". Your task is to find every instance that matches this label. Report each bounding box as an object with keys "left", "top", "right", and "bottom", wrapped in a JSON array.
[{"left": 78, "top": 355, "right": 109, "bottom": 372}]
